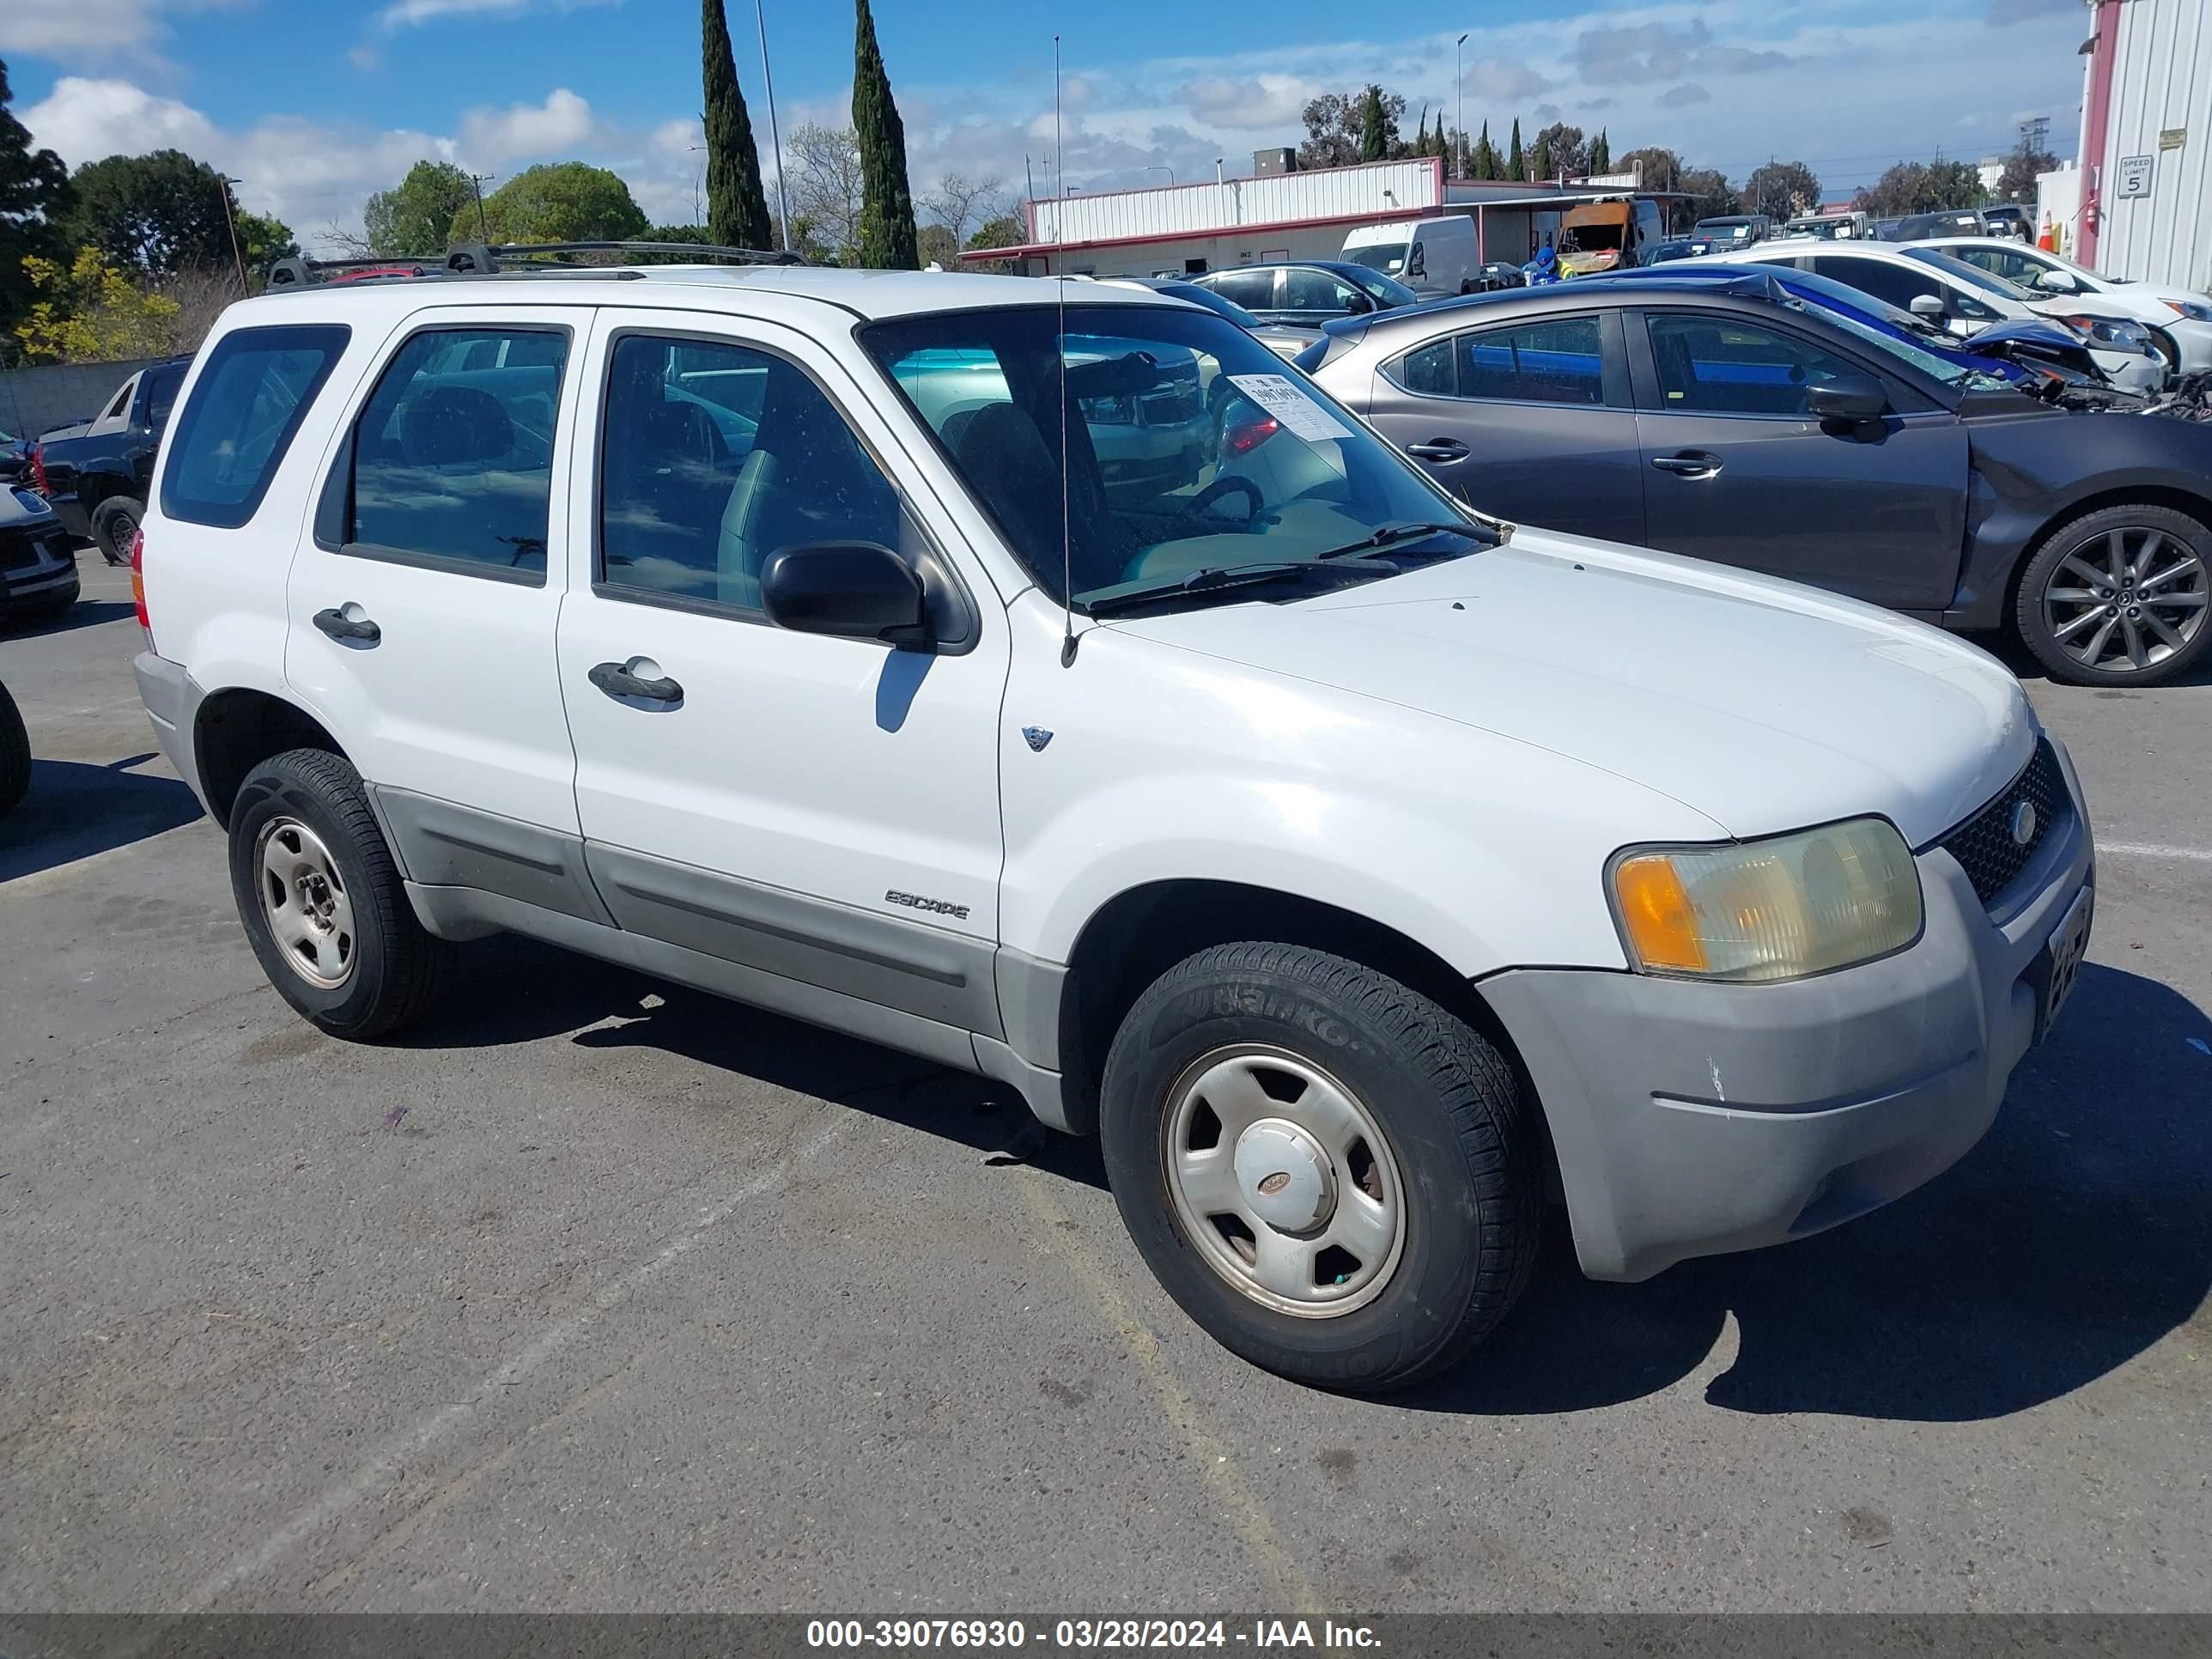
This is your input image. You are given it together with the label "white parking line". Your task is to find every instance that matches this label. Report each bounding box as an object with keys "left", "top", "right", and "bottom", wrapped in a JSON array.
[
  {"left": 179, "top": 1119, "right": 845, "bottom": 1612},
  {"left": 2099, "top": 841, "right": 2212, "bottom": 864}
]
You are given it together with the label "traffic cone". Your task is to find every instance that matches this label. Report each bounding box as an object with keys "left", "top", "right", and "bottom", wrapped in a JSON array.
[{"left": 2038, "top": 212, "right": 2057, "bottom": 252}]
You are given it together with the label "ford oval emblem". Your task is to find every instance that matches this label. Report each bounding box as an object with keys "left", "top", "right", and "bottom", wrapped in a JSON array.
[{"left": 2009, "top": 800, "right": 2038, "bottom": 848}]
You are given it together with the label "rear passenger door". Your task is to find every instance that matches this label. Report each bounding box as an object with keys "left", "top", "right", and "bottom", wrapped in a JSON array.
[
  {"left": 553, "top": 310, "right": 1008, "bottom": 1039},
  {"left": 285, "top": 306, "right": 594, "bottom": 903},
  {"left": 1358, "top": 311, "right": 1647, "bottom": 544},
  {"left": 1627, "top": 307, "right": 1967, "bottom": 610}
]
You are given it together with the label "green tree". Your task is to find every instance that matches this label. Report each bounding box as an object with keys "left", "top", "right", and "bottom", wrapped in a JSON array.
[
  {"left": 1358, "top": 84, "right": 1389, "bottom": 162},
  {"left": 1589, "top": 129, "right": 1610, "bottom": 175},
  {"left": 459, "top": 161, "right": 650, "bottom": 245},
  {"left": 364, "top": 160, "right": 475, "bottom": 257},
  {"left": 1532, "top": 123, "right": 1585, "bottom": 179},
  {"left": 702, "top": 0, "right": 774, "bottom": 249},
  {"left": 852, "top": 0, "right": 918, "bottom": 268},
  {"left": 1531, "top": 133, "right": 1553, "bottom": 182},
  {"left": 1506, "top": 119, "right": 1523, "bottom": 181},
  {"left": 232, "top": 208, "right": 298, "bottom": 274},
  {"left": 64, "top": 150, "right": 237, "bottom": 276},
  {"left": 639, "top": 222, "right": 716, "bottom": 264},
  {"left": 1470, "top": 121, "right": 1499, "bottom": 181},
  {"left": 917, "top": 222, "right": 959, "bottom": 266},
  {"left": 0, "top": 58, "right": 74, "bottom": 348},
  {"left": 1677, "top": 167, "right": 1739, "bottom": 227},
  {"left": 1854, "top": 157, "right": 1986, "bottom": 218},
  {"left": 1413, "top": 109, "right": 1430, "bottom": 160},
  {"left": 14, "top": 246, "right": 181, "bottom": 363},
  {"left": 1744, "top": 160, "right": 1821, "bottom": 221},
  {"left": 1996, "top": 137, "right": 2057, "bottom": 204}
]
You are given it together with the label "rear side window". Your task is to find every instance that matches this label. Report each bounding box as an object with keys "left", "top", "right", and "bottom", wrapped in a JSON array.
[
  {"left": 337, "top": 326, "right": 569, "bottom": 582},
  {"left": 161, "top": 325, "right": 350, "bottom": 528},
  {"left": 1207, "top": 269, "right": 1275, "bottom": 310}
]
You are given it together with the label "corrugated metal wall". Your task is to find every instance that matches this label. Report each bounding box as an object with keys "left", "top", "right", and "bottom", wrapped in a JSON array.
[
  {"left": 1030, "top": 160, "right": 1443, "bottom": 248},
  {"left": 2100, "top": 0, "right": 2209, "bottom": 289}
]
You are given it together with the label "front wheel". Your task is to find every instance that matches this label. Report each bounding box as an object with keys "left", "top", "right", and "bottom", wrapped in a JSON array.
[
  {"left": 1099, "top": 943, "right": 1540, "bottom": 1392},
  {"left": 2014, "top": 503, "right": 2210, "bottom": 686},
  {"left": 228, "top": 748, "right": 450, "bottom": 1038}
]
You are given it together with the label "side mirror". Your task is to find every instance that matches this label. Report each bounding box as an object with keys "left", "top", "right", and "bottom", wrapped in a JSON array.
[
  {"left": 2035, "top": 268, "right": 2079, "bottom": 293},
  {"left": 1342, "top": 289, "right": 1376, "bottom": 315},
  {"left": 1807, "top": 374, "right": 1888, "bottom": 424},
  {"left": 761, "top": 541, "right": 931, "bottom": 647},
  {"left": 1909, "top": 294, "right": 1949, "bottom": 322}
]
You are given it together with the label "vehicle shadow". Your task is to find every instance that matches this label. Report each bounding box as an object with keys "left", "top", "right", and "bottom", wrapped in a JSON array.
[
  {"left": 1407, "top": 960, "right": 2212, "bottom": 1421},
  {"left": 397, "top": 932, "right": 1110, "bottom": 1188},
  {"left": 0, "top": 753, "right": 204, "bottom": 884},
  {"left": 2, "top": 599, "right": 136, "bottom": 640},
  {"left": 1978, "top": 628, "right": 2212, "bottom": 690}
]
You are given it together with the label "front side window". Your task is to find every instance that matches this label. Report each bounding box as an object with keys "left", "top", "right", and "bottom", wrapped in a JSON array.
[
  {"left": 1281, "top": 269, "right": 1360, "bottom": 313},
  {"left": 1645, "top": 313, "right": 1865, "bottom": 416},
  {"left": 343, "top": 326, "right": 568, "bottom": 579},
  {"left": 599, "top": 332, "right": 899, "bottom": 611},
  {"left": 161, "top": 324, "right": 350, "bottom": 528},
  {"left": 861, "top": 302, "right": 1486, "bottom": 612}
]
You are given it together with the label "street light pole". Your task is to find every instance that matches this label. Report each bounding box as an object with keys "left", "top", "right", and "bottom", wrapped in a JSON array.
[
  {"left": 1455, "top": 33, "right": 1468, "bottom": 180},
  {"left": 216, "top": 174, "right": 248, "bottom": 295},
  {"left": 752, "top": 0, "right": 790, "bottom": 250},
  {"left": 1144, "top": 165, "right": 1175, "bottom": 186},
  {"left": 469, "top": 173, "right": 495, "bottom": 240}
]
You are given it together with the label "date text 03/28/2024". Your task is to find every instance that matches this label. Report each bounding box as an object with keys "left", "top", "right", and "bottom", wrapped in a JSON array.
[{"left": 805, "top": 1620, "right": 1383, "bottom": 1650}]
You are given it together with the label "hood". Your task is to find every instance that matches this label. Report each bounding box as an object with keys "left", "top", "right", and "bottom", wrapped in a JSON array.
[
  {"left": 1966, "top": 316, "right": 2089, "bottom": 354},
  {"left": 3, "top": 487, "right": 59, "bottom": 529},
  {"left": 1109, "top": 531, "right": 2036, "bottom": 847}
]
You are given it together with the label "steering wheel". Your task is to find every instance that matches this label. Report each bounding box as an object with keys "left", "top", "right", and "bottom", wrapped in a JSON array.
[{"left": 1181, "top": 473, "right": 1265, "bottom": 528}]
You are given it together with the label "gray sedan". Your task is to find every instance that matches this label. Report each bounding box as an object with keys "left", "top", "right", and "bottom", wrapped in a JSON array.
[{"left": 1299, "top": 272, "right": 2212, "bottom": 685}]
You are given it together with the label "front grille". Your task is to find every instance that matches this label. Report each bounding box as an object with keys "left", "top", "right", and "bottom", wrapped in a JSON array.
[
  {"left": 0, "top": 527, "right": 44, "bottom": 574},
  {"left": 1936, "top": 739, "right": 2068, "bottom": 908}
]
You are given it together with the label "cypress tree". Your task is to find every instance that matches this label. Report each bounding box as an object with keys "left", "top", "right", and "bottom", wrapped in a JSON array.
[
  {"left": 702, "top": 0, "right": 772, "bottom": 248},
  {"left": 1590, "top": 128, "right": 1611, "bottom": 175},
  {"left": 1358, "top": 85, "right": 1388, "bottom": 162},
  {"left": 1413, "top": 109, "right": 1430, "bottom": 159},
  {"left": 853, "top": 0, "right": 919, "bottom": 269},
  {"left": 1506, "top": 118, "right": 1524, "bottom": 181},
  {"left": 1475, "top": 120, "right": 1495, "bottom": 179}
]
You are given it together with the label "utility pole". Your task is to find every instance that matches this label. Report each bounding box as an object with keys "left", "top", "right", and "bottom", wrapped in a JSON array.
[
  {"left": 1456, "top": 33, "right": 1468, "bottom": 180},
  {"left": 216, "top": 175, "right": 248, "bottom": 295},
  {"left": 753, "top": 0, "right": 790, "bottom": 250},
  {"left": 468, "top": 173, "right": 495, "bottom": 239}
]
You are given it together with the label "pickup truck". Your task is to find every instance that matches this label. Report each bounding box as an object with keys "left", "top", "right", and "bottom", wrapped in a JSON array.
[{"left": 31, "top": 356, "right": 191, "bottom": 564}]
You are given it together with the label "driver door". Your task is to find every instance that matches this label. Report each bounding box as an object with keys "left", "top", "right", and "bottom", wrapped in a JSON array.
[{"left": 1628, "top": 307, "right": 1969, "bottom": 611}]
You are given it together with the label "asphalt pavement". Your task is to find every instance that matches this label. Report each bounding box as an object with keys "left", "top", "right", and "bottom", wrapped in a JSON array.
[{"left": 3, "top": 556, "right": 2208, "bottom": 1614}]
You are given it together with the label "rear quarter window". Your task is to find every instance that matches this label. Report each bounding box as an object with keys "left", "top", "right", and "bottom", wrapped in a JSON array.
[{"left": 160, "top": 324, "right": 351, "bottom": 529}]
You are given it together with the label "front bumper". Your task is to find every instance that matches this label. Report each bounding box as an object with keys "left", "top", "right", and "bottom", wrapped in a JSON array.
[
  {"left": 2092, "top": 347, "right": 2167, "bottom": 397},
  {"left": 0, "top": 544, "right": 80, "bottom": 611},
  {"left": 1481, "top": 738, "right": 2094, "bottom": 1282}
]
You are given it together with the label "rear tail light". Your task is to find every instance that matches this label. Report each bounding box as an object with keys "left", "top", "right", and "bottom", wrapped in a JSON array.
[
  {"left": 1224, "top": 416, "right": 1279, "bottom": 456},
  {"left": 28, "top": 444, "right": 49, "bottom": 496},
  {"left": 130, "top": 526, "right": 153, "bottom": 647}
]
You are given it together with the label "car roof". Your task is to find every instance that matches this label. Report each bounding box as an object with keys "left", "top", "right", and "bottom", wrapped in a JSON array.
[{"left": 235, "top": 264, "right": 1176, "bottom": 325}]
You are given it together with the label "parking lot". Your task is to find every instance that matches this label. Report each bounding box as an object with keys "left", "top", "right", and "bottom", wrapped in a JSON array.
[{"left": 2, "top": 552, "right": 2208, "bottom": 1615}]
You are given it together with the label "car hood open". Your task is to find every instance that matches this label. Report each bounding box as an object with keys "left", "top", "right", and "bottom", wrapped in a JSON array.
[{"left": 1109, "top": 528, "right": 2039, "bottom": 847}]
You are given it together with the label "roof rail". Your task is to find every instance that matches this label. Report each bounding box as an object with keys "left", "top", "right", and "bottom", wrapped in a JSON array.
[{"left": 265, "top": 238, "right": 804, "bottom": 290}]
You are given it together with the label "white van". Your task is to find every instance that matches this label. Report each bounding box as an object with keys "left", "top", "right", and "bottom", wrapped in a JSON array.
[{"left": 1341, "top": 216, "right": 1482, "bottom": 296}]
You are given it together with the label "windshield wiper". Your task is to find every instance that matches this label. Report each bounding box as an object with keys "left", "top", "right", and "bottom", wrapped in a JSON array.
[
  {"left": 1316, "top": 520, "right": 1496, "bottom": 562},
  {"left": 1082, "top": 558, "right": 1397, "bottom": 617}
]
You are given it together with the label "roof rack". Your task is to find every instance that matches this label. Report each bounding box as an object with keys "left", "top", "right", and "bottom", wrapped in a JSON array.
[{"left": 266, "top": 239, "right": 805, "bottom": 290}]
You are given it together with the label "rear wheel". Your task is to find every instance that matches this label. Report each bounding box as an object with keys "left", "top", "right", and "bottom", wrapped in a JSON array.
[
  {"left": 0, "top": 681, "right": 30, "bottom": 816},
  {"left": 92, "top": 496, "right": 142, "bottom": 567},
  {"left": 2015, "top": 503, "right": 2211, "bottom": 686},
  {"left": 1099, "top": 943, "right": 1540, "bottom": 1392},
  {"left": 228, "top": 748, "right": 450, "bottom": 1038}
]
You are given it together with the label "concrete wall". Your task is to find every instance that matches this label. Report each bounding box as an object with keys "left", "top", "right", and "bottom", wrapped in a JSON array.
[{"left": 0, "top": 358, "right": 159, "bottom": 441}]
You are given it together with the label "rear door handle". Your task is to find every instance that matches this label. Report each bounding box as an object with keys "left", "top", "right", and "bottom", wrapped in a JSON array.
[
  {"left": 312, "top": 605, "right": 380, "bottom": 643},
  {"left": 1650, "top": 452, "right": 1723, "bottom": 478},
  {"left": 1406, "top": 438, "right": 1470, "bottom": 463},
  {"left": 589, "top": 659, "right": 684, "bottom": 705}
]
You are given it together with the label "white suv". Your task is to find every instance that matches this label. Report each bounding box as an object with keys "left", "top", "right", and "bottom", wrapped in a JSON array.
[{"left": 134, "top": 262, "right": 2094, "bottom": 1390}]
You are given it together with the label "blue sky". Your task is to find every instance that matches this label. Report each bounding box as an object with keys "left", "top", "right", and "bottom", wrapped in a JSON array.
[{"left": 3, "top": 0, "right": 2088, "bottom": 252}]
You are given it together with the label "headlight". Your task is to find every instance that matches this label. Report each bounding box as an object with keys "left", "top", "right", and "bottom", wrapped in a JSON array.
[
  {"left": 1608, "top": 817, "right": 1923, "bottom": 982},
  {"left": 2057, "top": 314, "right": 2151, "bottom": 349},
  {"left": 2167, "top": 299, "right": 2212, "bottom": 324}
]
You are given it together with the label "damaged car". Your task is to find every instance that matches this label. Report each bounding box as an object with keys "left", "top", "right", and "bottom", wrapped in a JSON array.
[{"left": 1298, "top": 269, "right": 2212, "bottom": 684}]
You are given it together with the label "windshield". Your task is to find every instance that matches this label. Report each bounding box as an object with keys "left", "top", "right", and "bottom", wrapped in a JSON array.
[
  {"left": 1902, "top": 246, "right": 2034, "bottom": 302},
  {"left": 1156, "top": 283, "right": 1267, "bottom": 331},
  {"left": 860, "top": 301, "right": 1485, "bottom": 612},
  {"left": 1696, "top": 218, "right": 1759, "bottom": 239},
  {"left": 1780, "top": 292, "right": 2007, "bottom": 390},
  {"left": 1561, "top": 223, "right": 1625, "bottom": 254},
  {"left": 1343, "top": 242, "right": 1409, "bottom": 276},
  {"left": 1341, "top": 267, "right": 1419, "bottom": 306}
]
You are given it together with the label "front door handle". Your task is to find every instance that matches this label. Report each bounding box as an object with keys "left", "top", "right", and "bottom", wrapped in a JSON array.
[
  {"left": 1406, "top": 438, "right": 1470, "bottom": 463},
  {"left": 1650, "top": 452, "right": 1723, "bottom": 479},
  {"left": 312, "top": 605, "right": 380, "bottom": 643},
  {"left": 589, "top": 659, "right": 684, "bottom": 705}
]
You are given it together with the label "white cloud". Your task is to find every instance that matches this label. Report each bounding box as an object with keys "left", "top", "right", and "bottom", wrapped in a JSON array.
[
  {"left": 349, "top": 44, "right": 382, "bottom": 71},
  {"left": 22, "top": 76, "right": 219, "bottom": 161},
  {"left": 374, "top": 0, "right": 620, "bottom": 29},
  {"left": 458, "top": 88, "right": 601, "bottom": 161},
  {"left": 1182, "top": 75, "right": 1318, "bottom": 133},
  {"left": 653, "top": 118, "right": 702, "bottom": 155}
]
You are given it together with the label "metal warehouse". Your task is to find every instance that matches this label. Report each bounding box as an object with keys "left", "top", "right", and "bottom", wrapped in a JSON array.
[{"left": 2079, "top": 0, "right": 2209, "bottom": 289}]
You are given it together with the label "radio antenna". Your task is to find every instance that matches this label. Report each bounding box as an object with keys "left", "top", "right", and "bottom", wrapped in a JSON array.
[{"left": 1055, "top": 33, "right": 1077, "bottom": 668}]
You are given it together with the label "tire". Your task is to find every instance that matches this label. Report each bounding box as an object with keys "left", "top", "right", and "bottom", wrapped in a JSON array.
[
  {"left": 1098, "top": 943, "right": 1540, "bottom": 1393},
  {"left": 0, "top": 681, "right": 30, "bottom": 817},
  {"left": 92, "top": 496, "right": 143, "bottom": 567},
  {"left": 227, "top": 748, "right": 450, "bottom": 1038},
  {"left": 2014, "top": 502, "right": 2212, "bottom": 686}
]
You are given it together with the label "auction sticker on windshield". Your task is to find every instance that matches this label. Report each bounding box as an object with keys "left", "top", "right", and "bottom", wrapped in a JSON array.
[{"left": 1227, "top": 374, "right": 1355, "bottom": 442}]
